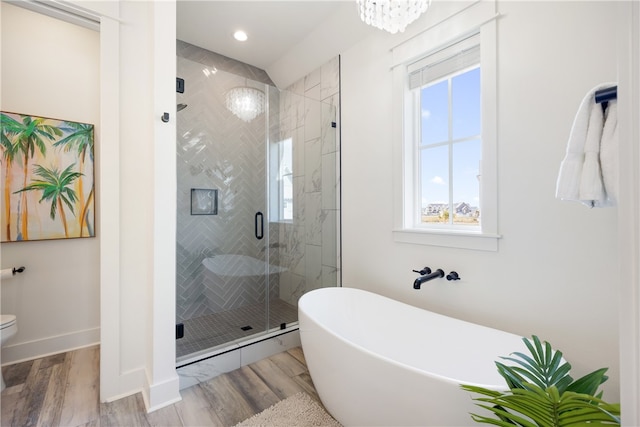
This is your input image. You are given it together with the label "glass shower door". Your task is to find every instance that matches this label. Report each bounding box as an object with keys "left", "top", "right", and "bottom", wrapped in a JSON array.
[
  {"left": 175, "top": 53, "right": 339, "bottom": 363},
  {"left": 175, "top": 59, "right": 274, "bottom": 361}
]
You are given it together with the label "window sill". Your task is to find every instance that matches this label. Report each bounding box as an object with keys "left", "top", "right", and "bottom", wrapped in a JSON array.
[{"left": 393, "top": 228, "right": 501, "bottom": 251}]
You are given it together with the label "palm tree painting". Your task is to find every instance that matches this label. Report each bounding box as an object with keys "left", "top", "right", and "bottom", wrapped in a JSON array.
[{"left": 1, "top": 112, "right": 95, "bottom": 242}]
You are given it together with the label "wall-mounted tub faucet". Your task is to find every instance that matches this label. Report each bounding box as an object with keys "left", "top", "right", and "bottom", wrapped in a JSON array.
[{"left": 413, "top": 268, "right": 444, "bottom": 289}]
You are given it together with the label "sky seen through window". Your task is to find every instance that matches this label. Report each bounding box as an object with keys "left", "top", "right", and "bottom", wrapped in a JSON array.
[{"left": 420, "top": 66, "right": 481, "bottom": 220}]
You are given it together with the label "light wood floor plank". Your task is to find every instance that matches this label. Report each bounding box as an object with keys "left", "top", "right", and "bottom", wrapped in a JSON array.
[
  {"left": 11, "top": 359, "right": 47, "bottom": 426},
  {"left": 174, "top": 385, "right": 224, "bottom": 427},
  {"left": 23, "top": 366, "right": 54, "bottom": 426},
  {"left": 1, "top": 359, "right": 34, "bottom": 426},
  {"left": 292, "top": 371, "right": 321, "bottom": 402},
  {"left": 1, "top": 345, "right": 321, "bottom": 427},
  {"left": 2, "top": 359, "right": 34, "bottom": 388},
  {"left": 100, "top": 393, "right": 150, "bottom": 427},
  {"left": 0, "top": 388, "right": 22, "bottom": 426},
  {"left": 286, "top": 346, "right": 307, "bottom": 366},
  {"left": 59, "top": 346, "right": 100, "bottom": 427},
  {"left": 200, "top": 372, "right": 256, "bottom": 426},
  {"left": 249, "top": 357, "right": 307, "bottom": 399},
  {"left": 226, "top": 365, "right": 280, "bottom": 413},
  {"left": 36, "top": 362, "right": 68, "bottom": 426},
  {"left": 269, "top": 350, "right": 307, "bottom": 377},
  {"left": 76, "top": 420, "right": 101, "bottom": 427},
  {"left": 39, "top": 352, "right": 67, "bottom": 370},
  {"left": 146, "top": 403, "right": 183, "bottom": 427}
]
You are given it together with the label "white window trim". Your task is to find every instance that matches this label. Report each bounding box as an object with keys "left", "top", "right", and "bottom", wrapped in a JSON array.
[{"left": 391, "top": 0, "right": 500, "bottom": 251}]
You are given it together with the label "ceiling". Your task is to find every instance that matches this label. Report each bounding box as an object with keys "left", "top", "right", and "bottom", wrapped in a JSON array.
[{"left": 176, "top": 1, "right": 376, "bottom": 87}]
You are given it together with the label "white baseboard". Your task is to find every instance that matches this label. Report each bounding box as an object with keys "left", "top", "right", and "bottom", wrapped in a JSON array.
[
  {"left": 99, "top": 367, "right": 146, "bottom": 403},
  {"left": 1, "top": 327, "right": 100, "bottom": 365},
  {"left": 142, "top": 371, "right": 182, "bottom": 413}
]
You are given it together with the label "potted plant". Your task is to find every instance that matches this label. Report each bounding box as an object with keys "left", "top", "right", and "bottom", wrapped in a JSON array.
[{"left": 461, "top": 335, "right": 621, "bottom": 426}]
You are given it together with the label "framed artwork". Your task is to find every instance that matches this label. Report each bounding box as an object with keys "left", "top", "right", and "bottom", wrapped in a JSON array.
[
  {"left": 191, "top": 188, "right": 218, "bottom": 215},
  {"left": 1, "top": 111, "right": 95, "bottom": 242}
]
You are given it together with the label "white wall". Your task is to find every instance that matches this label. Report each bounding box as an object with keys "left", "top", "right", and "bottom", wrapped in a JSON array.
[
  {"left": 117, "top": 0, "right": 153, "bottom": 384},
  {"left": 0, "top": 2, "right": 100, "bottom": 364},
  {"left": 342, "top": 0, "right": 621, "bottom": 401},
  {"left": 98, "top": 0, "right": 180, "bottom": 409},
  {"left": 617, "top": 2, "right": 640, "bottom": 420},
  {"left": 1, "top": 0, "right": 180, "bottom": 410}
]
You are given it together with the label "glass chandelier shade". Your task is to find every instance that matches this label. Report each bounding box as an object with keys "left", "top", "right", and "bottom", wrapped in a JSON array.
[
  {"left": 356, "top": 0, "right": 431, "bottom": 34},
  {"left": 225, "top": 86, "right": 265, "bottom": 122}
]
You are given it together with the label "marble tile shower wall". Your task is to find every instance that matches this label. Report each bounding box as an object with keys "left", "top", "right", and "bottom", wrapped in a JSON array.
[
  {"left": 274, "top": 57, "right": 341, "bottom": 306},
  {"left": 176, "top": 40, "right": 340, "bottom": 323}
]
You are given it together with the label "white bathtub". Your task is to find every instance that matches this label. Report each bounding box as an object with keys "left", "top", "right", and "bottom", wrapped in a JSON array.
[{"left": 298, "top": 287, "right": 529, "bottom": 426}]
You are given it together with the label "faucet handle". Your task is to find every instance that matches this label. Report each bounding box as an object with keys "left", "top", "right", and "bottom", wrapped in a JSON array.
[
  {"left": 446, "top": 271, "right": 460, "bottom": 281},
  {"left": 412, "top": 267, "right": 432, "bottom": 275}
]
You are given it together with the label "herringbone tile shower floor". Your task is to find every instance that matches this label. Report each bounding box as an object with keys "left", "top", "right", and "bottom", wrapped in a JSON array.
[{"left": 176, "top": 298, "right": 298, "bottom": 358}]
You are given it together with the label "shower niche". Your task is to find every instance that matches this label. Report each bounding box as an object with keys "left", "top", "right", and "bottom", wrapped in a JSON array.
[{"left": 175, "top": 43, "right": 340, "bottom": 365}]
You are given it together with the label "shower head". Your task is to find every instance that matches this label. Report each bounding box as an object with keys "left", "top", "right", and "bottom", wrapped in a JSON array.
[{"left": 177, "top": 103, "right": 188, "bottom": 112}]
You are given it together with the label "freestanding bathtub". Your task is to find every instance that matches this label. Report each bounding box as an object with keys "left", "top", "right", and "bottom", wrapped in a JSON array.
[{"left": 298, "top": 287, "right": 529, "bottom": 426}]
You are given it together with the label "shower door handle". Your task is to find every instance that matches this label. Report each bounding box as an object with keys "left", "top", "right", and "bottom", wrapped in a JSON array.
[{"left": 255, "top": 212, "right": 264, "bottom": 240}]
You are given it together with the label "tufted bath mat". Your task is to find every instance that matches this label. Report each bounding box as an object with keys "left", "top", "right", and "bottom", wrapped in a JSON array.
[{"left": 234, "top": 392, "right": 342, "bottom": 427}]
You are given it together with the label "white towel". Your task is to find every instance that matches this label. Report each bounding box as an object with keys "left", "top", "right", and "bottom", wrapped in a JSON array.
[
  {"left": 556, "top": 83, "right": 617, "bottom": 207},
  {"left": 600, "top": 100, "right": 618, "bottom": 204},
  {"left": 578, "top": 101, "right": 605, "bottom": 205}
]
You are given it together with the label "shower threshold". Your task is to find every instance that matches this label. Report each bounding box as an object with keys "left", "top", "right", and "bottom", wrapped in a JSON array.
[
  {"left": 176, "top": 298, "right": 298, "bottom": 365},
  {"left": 176, "top": 323, "right": 299, "bottom": 369}
]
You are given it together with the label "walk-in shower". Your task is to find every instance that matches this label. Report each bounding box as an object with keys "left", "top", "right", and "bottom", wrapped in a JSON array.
[{"left": 175, "top": 43, "right": 340, "bottom": 364}]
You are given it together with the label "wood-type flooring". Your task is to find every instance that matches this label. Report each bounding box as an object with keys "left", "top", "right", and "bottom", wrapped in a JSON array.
[{"left": 1, "top": 345, "right": 321, "bottom": 426}]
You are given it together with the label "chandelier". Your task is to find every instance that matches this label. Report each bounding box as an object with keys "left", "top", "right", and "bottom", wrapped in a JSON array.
[
  {"left": 356, "top": 0, "right": 431, "bottom": 34},
  {"left": 225, "top": 86, "right": 265, "bottom": 122}
]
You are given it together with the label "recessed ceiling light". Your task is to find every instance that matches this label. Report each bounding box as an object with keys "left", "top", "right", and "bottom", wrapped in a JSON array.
[{"left": 234, "top": 30, "right": 248, "bottom": 42}]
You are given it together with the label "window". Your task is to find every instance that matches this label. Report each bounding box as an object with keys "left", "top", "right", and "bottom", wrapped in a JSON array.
[
  {"left": 270, "top": 138, "right": 293, "bottom": 222},
  {"left": 410, "top": 35, "right": 481, "bottom": 229},
  {"left": 391, "top": 9, "right": 498, "bottom": 251}
]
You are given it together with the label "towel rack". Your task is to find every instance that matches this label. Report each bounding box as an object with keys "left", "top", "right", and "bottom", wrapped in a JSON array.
[
  {"left": 595, "top": 85, "right": 617, "bottom": 113},
  {"left": 595, "top": 86, "right": 617, "bottom": 103}
]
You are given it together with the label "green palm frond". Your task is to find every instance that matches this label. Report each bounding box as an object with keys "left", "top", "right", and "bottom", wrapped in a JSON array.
[
  {"left": 54, "top": 122, "right": 94, "bottom": 160},
  {"left": 24, "top": 117, "right": 59, "bottom": 157},
  {"left": 1, "top": 113, "right": 23, "bottom": 134},
  {"left": 2, "top": 114, "right": 63, "bottom": 160},
  {"left": 496, "top": 336, "right": 573, "bottom": 393},
  {"left": 565, "top": 368, "right": 609, "bottom": 398},
  {"left": 462, "top": 336, "right": 620, "bottom": 427},
  {"left": 15, "top": 163, "right": 83, "bottom": 220},
  {"left": 1, "top": 131, "right": 20, "bottom": 163},
  {"left": 462, "top": 383, "right": 620, "bottom": 427}
]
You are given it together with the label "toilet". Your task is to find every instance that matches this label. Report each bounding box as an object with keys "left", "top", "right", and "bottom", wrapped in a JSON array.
[{"left": 0, "top": 314, "right": 17, "bottom": 391}]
